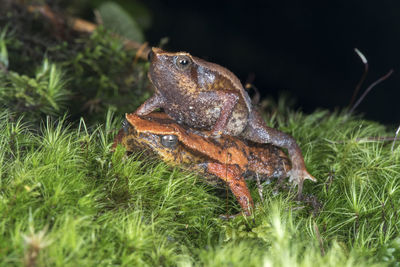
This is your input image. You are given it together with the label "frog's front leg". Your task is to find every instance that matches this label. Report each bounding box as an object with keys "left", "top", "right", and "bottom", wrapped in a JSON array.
[
  {"left": 205, "top": 162, "right": 254, "bottom": 216},
  {"left": 242, "top": 110, "right": 316, "bottom": 197},
  {"left": 135, "top": 93, "right": 165, "bottom": 115}
]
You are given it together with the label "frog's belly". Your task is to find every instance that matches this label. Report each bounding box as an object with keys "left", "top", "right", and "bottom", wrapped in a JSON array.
[{"left": 164, "top": 102, "right": 248, "bottom": 136}]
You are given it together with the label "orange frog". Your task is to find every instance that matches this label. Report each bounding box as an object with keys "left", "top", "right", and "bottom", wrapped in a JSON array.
[{"left": 113, "top": 112, "right": 291, "bottom": 216}]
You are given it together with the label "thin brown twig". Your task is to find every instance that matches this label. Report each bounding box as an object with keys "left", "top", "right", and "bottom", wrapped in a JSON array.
[
  {"left": 26, "top": 4, "right": 149, "bottom": 60},
  {"left": 313, "top": 221, "right": 325, "bottom": 256},
  {"left": 349, "top": 69, "right": 394, "bottom": 114},
  {"left": 349, "top": 48, "right": 369, "bottom": 108}
]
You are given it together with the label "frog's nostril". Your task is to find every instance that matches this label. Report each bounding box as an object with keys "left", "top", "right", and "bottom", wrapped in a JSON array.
[{"left": 147, "top": 49, "right": 154, "bottom": 62}]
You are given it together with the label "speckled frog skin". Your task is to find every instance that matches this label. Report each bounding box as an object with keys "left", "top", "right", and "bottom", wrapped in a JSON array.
[
  {"left": 113, "top": 112, "right": 291, "bottom": 216},
  {"left": 135, "top": 48, "right": 316, "bottom": 194}
]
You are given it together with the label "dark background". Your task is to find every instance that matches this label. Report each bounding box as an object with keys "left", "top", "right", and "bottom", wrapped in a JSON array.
[{"left": 142, "top": 0, "right": 399, "bottom": 125}]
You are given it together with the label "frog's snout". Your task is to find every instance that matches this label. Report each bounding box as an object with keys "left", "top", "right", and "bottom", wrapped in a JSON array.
[{"left": 149, "top": 47, "right": 165, "bottom": 62}]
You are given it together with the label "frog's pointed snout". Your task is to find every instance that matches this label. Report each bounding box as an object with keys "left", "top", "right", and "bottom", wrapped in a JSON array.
[
  {"left": 151, "top": 47, "right": 164, "bottom": 55},
  {"left": 149, "top": 47, "right": 166, "bottom": 64}
]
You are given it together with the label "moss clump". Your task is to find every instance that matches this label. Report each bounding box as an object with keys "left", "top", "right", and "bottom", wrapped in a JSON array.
[{"left": 0, "top": 108, "right": 399, "bottom": 266}]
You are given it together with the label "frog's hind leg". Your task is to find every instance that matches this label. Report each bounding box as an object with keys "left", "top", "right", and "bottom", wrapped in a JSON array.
[
  {"left": 242, "top": 110, "right": 316, "bottom": 197},
  {"left": 205, "top": 162, "right": 254, "bottom": 216}
]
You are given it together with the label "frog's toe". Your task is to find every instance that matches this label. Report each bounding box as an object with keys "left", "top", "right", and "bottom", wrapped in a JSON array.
[
  {"left": 303, "top": 171, "right": 316, "bottom": 182},
  {"left": 287, "top": 169, "right": 316, "bottom": 199},
  {"left": 288, "top": 169, "right": 316, "bottom": 186},
  {"left": 210, "top": 131, "right": 222, "bottom": 139},
  {"left": 186, "top": 128, "right": 208, "bottom": 138}
]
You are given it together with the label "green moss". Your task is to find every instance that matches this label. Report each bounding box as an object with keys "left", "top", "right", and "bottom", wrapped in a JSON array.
[{"left": 0, "top": 108, "right": 399, "bottom": 266}]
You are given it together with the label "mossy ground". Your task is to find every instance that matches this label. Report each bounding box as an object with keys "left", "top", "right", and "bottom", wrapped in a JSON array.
[
  {"left": 1, "top": 108, "right": 400, "bottom": 266},
  {"left": 1, "top": 3, "right": 400, "bottom": 266}
]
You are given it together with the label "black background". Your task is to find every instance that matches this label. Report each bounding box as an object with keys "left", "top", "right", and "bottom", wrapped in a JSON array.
[{"left": 144, "top": 0, "right": 399, "bottom": 125}]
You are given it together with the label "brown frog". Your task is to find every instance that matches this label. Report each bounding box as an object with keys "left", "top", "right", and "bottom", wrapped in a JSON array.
[
  {"left": 113, "top": 112, "right": 291, "bottom": 216},
  {"left": 135, "top": 48, "right": 316, "bottom": 194}
]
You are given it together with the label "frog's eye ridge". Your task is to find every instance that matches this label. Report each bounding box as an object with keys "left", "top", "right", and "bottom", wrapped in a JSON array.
[
  {"left": 161, "top": 135, "right": 179, "bottom": 149},
  {"left": 175, "top": 55, "right": 192, "bottom": 70}
]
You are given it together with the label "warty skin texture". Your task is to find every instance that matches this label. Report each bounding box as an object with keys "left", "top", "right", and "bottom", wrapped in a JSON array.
[{"left": 135, "top": 48, "right": 316, "bottom": 195}]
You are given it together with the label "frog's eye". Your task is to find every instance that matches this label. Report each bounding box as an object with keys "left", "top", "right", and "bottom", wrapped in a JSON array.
[
  {"left": 175, "top": 55, "right": 192, "bottom": 70},
  {"left": 161, "top": 135, "right": 178, "bottom": 149}
]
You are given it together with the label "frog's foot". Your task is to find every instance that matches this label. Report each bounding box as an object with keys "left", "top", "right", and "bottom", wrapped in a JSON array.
[
  {"left": 287, "top": 169, "right": 316, "bottom": 199},
  {"left": 211, "top": 130, "right": 223, "bottom": 139},
  {"left": 202, "top": 129, "right": 222, "bottom": 139},
  {"left": 186, "top": 128, "right": 209, "bottom": 138},
  {"left": 206, "top": 163, "right": 254, "bottom": 215},
  {"left": 193, "top": 129, "right": 222, "bottom": 139}
]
